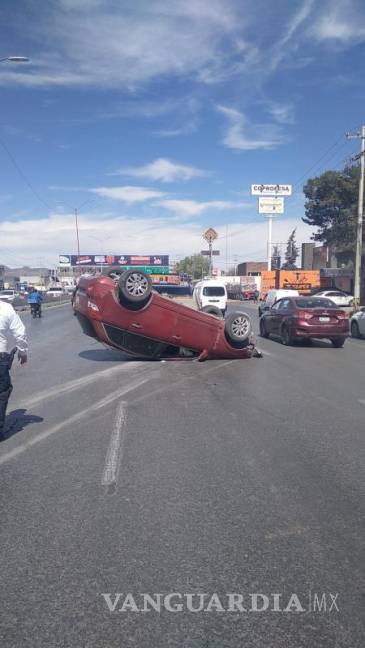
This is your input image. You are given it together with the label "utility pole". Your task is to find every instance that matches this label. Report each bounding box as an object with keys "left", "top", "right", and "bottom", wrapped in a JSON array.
[
  {"left": 267, "top": 216, "right": 273, "bottom": 271},
  {"left": 75, "top": 208, "right": 81, "bottom": 258},
  {"left": 347, "top": 126, "right": 365, "bottom": 310}
]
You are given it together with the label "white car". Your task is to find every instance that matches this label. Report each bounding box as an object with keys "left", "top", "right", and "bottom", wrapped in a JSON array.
[
  {"left": 193, "top": 279, "right": 227, "bottom": 316},
  {"left": 0, "top": 289, "right": 18, "bottom": 302},
  {"left": 46, "top": 286, "right": 66, "bottom": 298},
  {"left": 350, "top": 308, "right": 365, "bottom": 338},
  {"left": 315, "top": 290, "right": 353, "bottom": 307},
  {"left": 258, "top": 289, "right": 299, "bottom": 317}
]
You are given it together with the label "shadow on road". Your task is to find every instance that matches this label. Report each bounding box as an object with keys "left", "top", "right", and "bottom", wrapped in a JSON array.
[
  {"left": 1, "top": 409, "right": 44, "bottom": 441},
  {"left": 79, "top": 349, "right": 132, "bottom": 362}
]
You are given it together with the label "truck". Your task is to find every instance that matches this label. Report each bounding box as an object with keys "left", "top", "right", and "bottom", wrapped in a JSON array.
[{"left": 260, "top": 270, "right": 320, "bottom": 299}]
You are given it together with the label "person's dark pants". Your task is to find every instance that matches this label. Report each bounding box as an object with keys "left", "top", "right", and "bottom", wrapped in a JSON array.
[{"left": 0, "top": 353, "right": 14, "bottom": 436}]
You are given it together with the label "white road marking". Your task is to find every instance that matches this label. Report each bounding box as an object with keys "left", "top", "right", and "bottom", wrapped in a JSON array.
[
  {"left": 0, "top": 377, "right": 149, "bottom": 466},
  {"left": 13, "top": 361, "right": 144, "bottom": 410},
  {"left": 101, "top": 401, "right": 127, "bottom": 488}
]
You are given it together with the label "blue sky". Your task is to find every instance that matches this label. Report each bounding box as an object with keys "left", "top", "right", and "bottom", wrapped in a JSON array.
[{"left": 0, "top": 0, "right": 365, "bottom": 269}]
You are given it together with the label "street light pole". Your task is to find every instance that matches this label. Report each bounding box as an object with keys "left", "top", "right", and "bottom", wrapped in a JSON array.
[
  {"left": 75, "top": 208, "right": 81, "bottom": 258},
  {"left": 347, "top": 126, "right": 365, "bottom": 310}
]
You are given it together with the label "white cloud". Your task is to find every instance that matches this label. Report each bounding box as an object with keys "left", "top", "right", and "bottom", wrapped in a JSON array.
[
  {"left": 157, "top": 199, "right": 250, "bottom": 217},
  {"left": 90, "top": 186, "right": 165, "bottom": 203},
  {"left": 216, "top": 105, "right": 285, "bottom": 151},
  {"left": 0, "top": 212, "right": 315, "bottom": 269},
  {"left": 311, "top": 1, "right": 365, "bottom": 43},
  {"left": 2, "top": 0, "right": 245, "bottom": 89},
  {"left": 267, "top": 102, "right": 295, "bottom": 125},
  {"left": 268, "top": 0, "right": 315, "bottom": 71},
  {"left": 117, "top": 158, "right": 207, "bottom": 183}
]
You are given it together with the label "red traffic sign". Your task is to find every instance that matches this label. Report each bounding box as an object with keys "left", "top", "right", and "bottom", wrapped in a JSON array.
[{"left": 203, "top": 227, "right": 218, "bottom": 243}]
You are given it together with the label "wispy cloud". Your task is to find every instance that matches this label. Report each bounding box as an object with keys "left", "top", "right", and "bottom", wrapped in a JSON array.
[
  {"left": 216, "top": 105, "right": 286, "bottom": 151},
  {"left": 115, "top": 158, "right": 208, "bottom": 183},
  {"left": 2, "top": 0, "right": 243, "bottom": 89},
  {"left": 156, "top": 199, "right": 249, "bottom": 218},
  {"left": 267, "top": 102, "right": 295, "bottom": 125},
  {"left": 311, "top": 0, "right": 365, "bottom": 43},
  {"left": 91, "top": 186, "right": 165, "bottom": 203},
  {"left": 268, "top": 0, "right": 315, "bottom": 71}
]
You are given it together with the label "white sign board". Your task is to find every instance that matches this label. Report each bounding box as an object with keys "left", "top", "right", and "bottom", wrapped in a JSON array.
[
  {"left": 258, "top": 196, "right": 284, "bottom": 214},
  {"left": 251, "top": 184, "right": 292, "bottom": 196}
]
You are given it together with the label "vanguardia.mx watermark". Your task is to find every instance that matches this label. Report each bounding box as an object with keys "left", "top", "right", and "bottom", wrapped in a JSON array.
[{"left": 100, "top": 592, "right": 340, "bottom": 614}]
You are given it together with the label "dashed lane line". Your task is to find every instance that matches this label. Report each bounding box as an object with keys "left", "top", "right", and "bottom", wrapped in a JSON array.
[{"left": 101, "top": 401, "right": 128, "bottom": 491}]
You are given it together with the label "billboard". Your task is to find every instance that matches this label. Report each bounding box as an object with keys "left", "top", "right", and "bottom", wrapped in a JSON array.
[
  {"left": 258, "top": 197, "right": 284, "bottom": 214},
  {"left": 59, "top": 254, "right": 169, "bottom": 268},
  {"left": 251, "top": 184, "right": 292, "bottom": 196}
]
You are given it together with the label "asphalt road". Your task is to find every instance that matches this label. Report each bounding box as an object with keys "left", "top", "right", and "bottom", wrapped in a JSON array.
[{"left": 0, "top": 301, "right": 364, "bottom": 648}]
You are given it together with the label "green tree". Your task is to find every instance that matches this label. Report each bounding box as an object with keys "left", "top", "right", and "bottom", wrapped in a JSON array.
[
  {"left": 302, "top": 165, "right": 359, "bottom": 265},
  {"left": 175, "top": 254, "right": 210, "bottom": 279},
  {"left": 282, "top": 229, "right": 299, "bottom": 269}
]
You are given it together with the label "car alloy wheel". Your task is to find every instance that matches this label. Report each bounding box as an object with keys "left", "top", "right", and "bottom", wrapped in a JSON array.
[
  {"left": 118, "top": 270, "right": 152, "bottom": 305},
  {"left": 224, "top": 311, "right": 252, "bottom": 347}
]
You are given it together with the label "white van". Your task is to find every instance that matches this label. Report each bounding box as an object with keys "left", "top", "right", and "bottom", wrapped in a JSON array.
[
  {"left": 193, "top": 280, "right": 227, "bottom": 315},
  {"left": 258, "top": 288, "right": 299, "bottom": 316}
]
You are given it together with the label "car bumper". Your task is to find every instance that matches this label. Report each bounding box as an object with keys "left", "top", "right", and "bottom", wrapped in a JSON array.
[{"left": 292, "top": 323, "right": 349, "bottom": 338}]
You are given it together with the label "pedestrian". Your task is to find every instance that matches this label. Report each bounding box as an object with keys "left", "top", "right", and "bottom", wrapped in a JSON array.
[{"left": 0, "top": 300, "right": 28, "bottom": 439}]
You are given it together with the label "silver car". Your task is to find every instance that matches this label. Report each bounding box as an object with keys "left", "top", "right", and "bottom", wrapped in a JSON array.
[{"left": 350, "top": 307, "right": 365, "bottom": 338}]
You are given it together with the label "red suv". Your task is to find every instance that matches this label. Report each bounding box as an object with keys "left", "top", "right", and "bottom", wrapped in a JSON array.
[
  {"left": 74, "top": 270, "right": 261, "bottom": 361},
  {"left": 259, "top": 296, "right": 349, "bottom": 346}
]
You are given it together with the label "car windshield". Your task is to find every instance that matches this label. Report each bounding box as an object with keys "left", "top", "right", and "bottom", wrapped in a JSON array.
[
  {"left": 202, "top": 286, "right": 225, "bottom": 296},
  {"left": 295, "top": 298, "right": 336, "bottom": 308},
  {"left": 0, "top": 290, "right": 13, "bottom": 295}
]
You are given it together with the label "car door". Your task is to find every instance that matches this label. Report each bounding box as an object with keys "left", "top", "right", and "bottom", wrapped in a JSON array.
[{"left": 265, "top": 300, "right": 282, "bottom": 334}]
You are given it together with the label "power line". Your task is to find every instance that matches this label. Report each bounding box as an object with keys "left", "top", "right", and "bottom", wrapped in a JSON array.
[{"left": 0, "top": 137, "right": 52, "bottom": 210}]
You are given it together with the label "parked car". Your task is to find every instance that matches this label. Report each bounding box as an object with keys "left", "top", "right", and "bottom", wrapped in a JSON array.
[
  {"left": 46, "top": 286, "right": 66, "bottom": 298},
  {"left": 259, "top": 296, "right": 349, "bottom": 347},
  {"left": 258, "top": 288, "right": 299, "bottom": 317},
  {"left": 73, "top": 270, "right": 261, "bottom": 361},
  {"left": 193, "top": 279, "right": 227, "bottom": 316},
  {"left": 314, "top": 289, "right": 353, "bottom": 307},
  {"left": 0, "top": 289, "right": 19, "bottom": 302},
  {"left": 350, "top": 307, "right": 365, "bottom": 338}
]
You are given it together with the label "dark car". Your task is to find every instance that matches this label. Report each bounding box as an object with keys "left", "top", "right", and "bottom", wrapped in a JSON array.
[
  {"left": 73, "top": 270, "right": 261, "bottom": 361},
  {"left": 259, "top": 296, "right": 349, "bottom": 347}
]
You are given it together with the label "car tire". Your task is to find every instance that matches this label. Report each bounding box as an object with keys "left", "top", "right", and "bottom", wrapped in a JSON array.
[
  {"left": 259, "top": 319, "right": 269, "bottom": 338},
  {"left": 201, "top": 305, "right": 223, "bottom": 318},
  {"left": 118, "top": 270, "right": 152, "bottom": 308},
  {"left": 331, "top": 337, "right": 345, "bottom": 348},
  {"left": 281, "top": 324, "right": 294, "bottom": 346},
  {"left": 224, "top": 311, "right": 252, "bottom": 347},
  {"left": 351, "top": 321, "right": 361, "bottom": 339}
]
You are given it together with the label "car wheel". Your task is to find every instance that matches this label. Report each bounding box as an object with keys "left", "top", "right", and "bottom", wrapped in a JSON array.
[
  {"left": 118, "top": 270, "right": 152, "bottom": 307},
  {"left": 331, "top": 337, "right": 345, "bottom": 348},
  {"left": 281, "top": 324, "right": 294, "bottom": 346},
  {"left": 201, "top": 305, "right": 223, "bottom": 318},
  {"left": 259, "top": 319, "right": 269, "bottom": 338},
  {"left": 351, "top": 321, "right": 361, "bottom": 338},
  {"left": 224, "top": 311, "right": 252, "bottom": 347}
]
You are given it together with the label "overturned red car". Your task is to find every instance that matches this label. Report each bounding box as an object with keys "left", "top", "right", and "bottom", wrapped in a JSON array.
[{"left": 73, "top": 270, "right": 260, "bottom": 361}]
